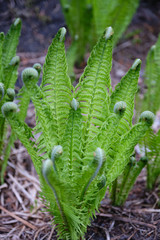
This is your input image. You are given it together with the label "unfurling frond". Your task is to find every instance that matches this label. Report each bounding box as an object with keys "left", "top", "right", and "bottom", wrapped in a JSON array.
[
  {"left": 139, "top": 111, "right": 155, "bottom": 125},
  {"left": 6, "top": 88, "right": 15, "bottom": 101},
  {"left": 1, "top": 102, "right": 17, "bottom": 117}
]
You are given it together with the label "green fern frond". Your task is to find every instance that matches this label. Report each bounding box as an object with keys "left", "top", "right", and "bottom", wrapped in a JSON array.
[
  {"left": 61, "top": 99, "right": 82, "bottom": 181},
  {"left": 3, "top": 56, "right": 20, "bottom": 89},
  {"left": 0, "top": 33, "right": 4, "bottom": 82},
  {"left": 92, "top": 0, "right": 139, "bottom": 45},
  {"left": 110, "top": 59, "right": 141, "bottom": 126},
  {"left": 75, "top": 27, "right": 113, "bottom": 154},
  {"left": 16, "top": 87, "right": 30, "bottom": 121},
  {"left": 106, "top": 121, "right": 151, "bottom": 184},
  {"left": 41, "top": 28, "right": 72, "bottom": 143},
  {"left": 2, "top": 18, "right": 21, "bottom": 68},
  {"left": 2, "top": 102, "right": 43, "bottom": 174}
]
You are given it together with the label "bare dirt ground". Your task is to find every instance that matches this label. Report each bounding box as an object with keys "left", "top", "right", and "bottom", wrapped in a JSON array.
[{"left": 0, "top": 0, "right": 160, "bottom": 239}]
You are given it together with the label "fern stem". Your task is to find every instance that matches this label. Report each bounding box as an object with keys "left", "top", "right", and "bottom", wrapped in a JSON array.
[
  {"left": 1, "top": 132, "right": 15, "bottom": 184},
  {"left": 116, "top": 158, "right": 147, "bottom": 205},
  {"left": 111, "top": 178, "right": 117, "bottom": 205},
  {"left": 43, "top": 159, "right": 70, "bottom": 234},
  {"left": 80, "top": 148, "right": 104, "bottom": 202}
]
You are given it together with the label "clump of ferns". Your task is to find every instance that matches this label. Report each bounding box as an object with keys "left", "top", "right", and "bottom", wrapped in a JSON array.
[
  {"left": 0, "top": 18, "right": 22, "bottom": 184},
  {"left": 2, "top": 27, "right": 154, "bottom": 239},
  {"left": 0, "top": 18, "right": 42, "bottom": 184}
]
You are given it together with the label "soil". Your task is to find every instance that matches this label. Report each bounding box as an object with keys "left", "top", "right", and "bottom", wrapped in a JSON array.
[{"left": 0, "top": 0, "right": 160, "bottom": 239}]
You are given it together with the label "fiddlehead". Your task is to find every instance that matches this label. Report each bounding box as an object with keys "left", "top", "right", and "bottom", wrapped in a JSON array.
[
  {"left": 22, "top": 67, "right": 38, "bottom": 88},
  {"left": 114, "top": 101, "right": 127, "bottom": 116},
  {"left": 70, "top": 98, "right": 79, "bottom": 111},
  {"left": 1, "top": 102, "right": 17, "bottom": 117},
  {"left": 33, "top": 63, "right": 42, "bottom": 78},
  {"left": 139, "top": 111, "right": 155, "bottom": 125},
  {"left": 6, "top": 88, "right": 15, "bottom": 101},
  {"left": 9, "top": 56, "right": 20, "bottom": 66}
]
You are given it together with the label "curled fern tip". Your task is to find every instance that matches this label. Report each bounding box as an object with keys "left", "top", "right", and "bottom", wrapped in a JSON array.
[
  {"left": 131, "top": 59, "right": 141, "bottom": 70},
  {"left": 60, "top": 27, "right": 66, "bottom": 42},
  {"left": 7, "top": 88, "right": 15, "bottom": 101},
  {"left": 14, "top": 18, "right": 21, "bottom": 26},
  {"left": 105, "top": 27, "right": 114, "bottom": 40},
  {"left": 71, "top": 98, "right": 79, "bottom": 110},
  {"left": 1, "top": 102, "right": 17, "bottom": 117},
  {"left": 22, "top": 67, "right": 38, "bottom": 86},
  {"left": 33, "top": 63, "right": 42, "bottom": 75},
  {"left": 51, "top": 145, "right": 63, "bottom": 160},
  {"left": 10, "top": 56, "right": 20, "bottom": 66},
  {"left": 139, "top": 111, "right": 155, "bottom": 125},
  {"left": 114, "top": 101, "right": 126, "bottom": 115}
]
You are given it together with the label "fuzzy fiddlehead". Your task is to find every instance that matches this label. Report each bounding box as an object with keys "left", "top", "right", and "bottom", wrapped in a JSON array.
[
  {"left": 139, "top": 111, "right": 155, "bottom": 125},
  {"left": 70, "top": 98, "right": 79, "bottom": 111},
  {"left": 9, "top": 55, "right": 20, "bottom": 66},
  {"left": 33, "top": 63, "right": 42, "bottom": 79},
  {"left": 22, "top": 67, "right": 38, "bottom": 89},
  {"left": 1, "top": 102, "right": 17, "bottom": 117},
  {"left": 113, "top": 101, "right": 127, "bottom": 116},
  {"left": 80, "top": 148, "right": 105, "bottom": 201},
  {"left": 6, "top": 88, "right": 15, "bottom": 101}
]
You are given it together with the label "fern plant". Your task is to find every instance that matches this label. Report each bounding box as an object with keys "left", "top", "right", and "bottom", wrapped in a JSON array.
[
  {"left": 61, "top": 0, "right": 139, "bottom": 74},
  {"left": 0, "top": 18, "right": 22, "bottom": 183},
  {"left": 2, "top": 27, "right": 154, "bottom": 239},
  {"left": 135, "top": 35, "right": 160, "bottom": 190}
]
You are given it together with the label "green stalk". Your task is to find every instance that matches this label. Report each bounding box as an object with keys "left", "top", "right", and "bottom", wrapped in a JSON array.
[
  {"left": 115, "top": 157, "right": 147, "bottom": 206},
  {"left": 80, "top": 148, "right": 105, "bottom": 202}
]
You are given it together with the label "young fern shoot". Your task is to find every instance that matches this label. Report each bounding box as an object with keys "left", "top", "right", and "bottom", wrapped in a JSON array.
[{"left": 2, "top": 26, "right": 154, "bottom": 239}]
